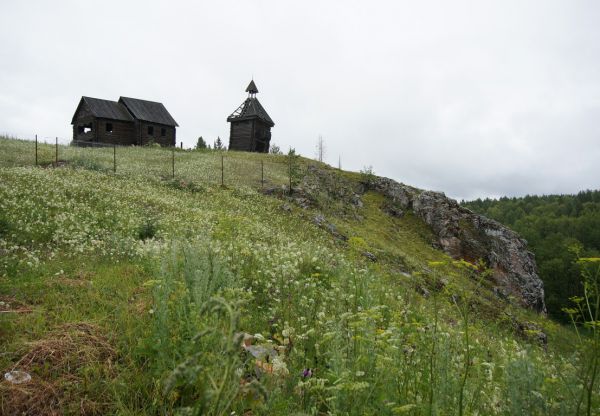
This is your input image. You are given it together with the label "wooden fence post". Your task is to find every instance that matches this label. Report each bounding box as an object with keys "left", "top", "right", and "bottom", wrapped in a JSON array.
[
  {"left": 35, "top": 134, "right": 38, "bottom": 166},
  {"left": 221, "top": 155, "right": 224, "bottom": 186},
  {"left": 261, "top": 160, "right": 264, "bottom": 189},
  {"left": 55, "top": 137, "right": 58, "bottom": 166},
  {"left": 288, "top": 154, "right": 292, "bottom": 195},
  {"left": 172, "top": 146, "right": 175, "bottom": 178},
  {"left": 113, "top": 145, "right": 116, "bottom": 173}
]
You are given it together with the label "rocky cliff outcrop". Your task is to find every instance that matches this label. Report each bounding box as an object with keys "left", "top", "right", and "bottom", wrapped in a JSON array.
[
  {"left": 372, "top": 177, "right": 546, "bottom": 313},
  {"left": 271, "top": 166, "right": 545, "bottom": 313}
]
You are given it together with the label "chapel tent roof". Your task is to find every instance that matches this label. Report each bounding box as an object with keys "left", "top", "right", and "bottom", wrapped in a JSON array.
[{"left": 227, "top": 97, "right": 274, "bottom": 127}]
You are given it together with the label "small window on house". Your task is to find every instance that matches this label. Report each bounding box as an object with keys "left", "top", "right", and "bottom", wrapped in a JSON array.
[
  {"left": 106, "top": 123, "right": 113, "bottom": 133},
  {"left": 78, "top": 123, "right": 93, "bottom": 134},
  {"left": 160, "top": 127, "right": 166, "bottom": 137},
  {"left": 147, "top": 126, "right": 154, "bottom": 136}
]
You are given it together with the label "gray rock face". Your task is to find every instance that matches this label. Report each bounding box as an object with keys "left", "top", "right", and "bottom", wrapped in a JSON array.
[
  {"left": 313, "top": 214, "right": 348, "bottom": 241},
  {"left": 372, "top": 178, "right": 546, "bottom": 313}
]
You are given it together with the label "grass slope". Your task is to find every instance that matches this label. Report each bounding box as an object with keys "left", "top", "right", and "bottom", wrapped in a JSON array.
[{"left": 0, "top": 137, "right": 597, "bottom": 415}]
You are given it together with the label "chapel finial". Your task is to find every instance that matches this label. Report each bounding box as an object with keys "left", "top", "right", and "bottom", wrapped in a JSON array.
[{"left": 246, "top": 80, "right": 259, "bottom": 96}]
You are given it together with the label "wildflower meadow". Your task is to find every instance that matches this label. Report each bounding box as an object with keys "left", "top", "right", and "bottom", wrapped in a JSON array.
[{"left": 0, "top": 137, "right": 598, "bottom": 415}]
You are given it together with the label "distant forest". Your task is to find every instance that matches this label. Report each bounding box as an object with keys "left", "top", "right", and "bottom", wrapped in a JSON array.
[{"left": 463, "top": 190, "right": 600, "bottom": 321}]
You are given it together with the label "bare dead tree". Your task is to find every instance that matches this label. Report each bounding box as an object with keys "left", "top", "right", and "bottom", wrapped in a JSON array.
[{"left": 315, "top": 135, "right": 326, "bottom": 163}]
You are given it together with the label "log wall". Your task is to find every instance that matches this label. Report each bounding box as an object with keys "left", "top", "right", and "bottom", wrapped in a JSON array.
[{"left": 228, "top": 119, "right": 271, "bottom": 153}]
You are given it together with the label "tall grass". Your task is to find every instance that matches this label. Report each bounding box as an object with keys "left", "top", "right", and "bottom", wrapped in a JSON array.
[
  {"left": 123, "top": 242, "right": 597, "bottom": 415},
  {"left": 563, "top": 252, "right": 600, "bottom": 416},
  {"left": 137, "top": 242, "right": 263, "bottom": 415},
  {"left": 0, "top": 136, "right": 292, "bottom": 189}
]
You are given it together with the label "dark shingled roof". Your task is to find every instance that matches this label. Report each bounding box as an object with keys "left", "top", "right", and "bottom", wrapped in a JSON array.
[
  {"left": 72, "top": 96, "right": 134, "bottom": 124},
  {"left": 119, "top": 96, "right": 179, "bottom": 127},
  {"left": 227, "top": 97, "right": 274, "bottom": 127}
]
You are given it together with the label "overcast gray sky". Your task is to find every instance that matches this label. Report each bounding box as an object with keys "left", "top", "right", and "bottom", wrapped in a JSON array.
[{"left": 1, "top": 0, "right": 599, "bottom": 200}]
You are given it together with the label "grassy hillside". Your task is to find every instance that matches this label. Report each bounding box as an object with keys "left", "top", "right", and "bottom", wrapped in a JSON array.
[
  {"left": 0, "top": 137, "right": 598, "bottom": 415},
  {"left": 463, "top": 193, "right": 600, "bottom": 321}
]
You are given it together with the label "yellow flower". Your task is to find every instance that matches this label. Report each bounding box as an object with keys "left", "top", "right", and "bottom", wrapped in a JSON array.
[{"left": 578, "top": 257, "right": 600, "bottom": 263}]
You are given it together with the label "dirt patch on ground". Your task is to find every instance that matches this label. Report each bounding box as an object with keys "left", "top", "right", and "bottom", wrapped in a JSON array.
[
  {"left": 49, "top": 277, "right": 92, "bottom": 288},
  {"left": 0, "top": 322, "right": 116, "bottom": 415},
  {"left": 133, "top": 297, "right": 150, "bottom": 315},
  {"left": 47, "top": 271, "right": 95, "bottom": 289},
  {"left": 0, "top": 295, "right": 32, "bottom": 314}
]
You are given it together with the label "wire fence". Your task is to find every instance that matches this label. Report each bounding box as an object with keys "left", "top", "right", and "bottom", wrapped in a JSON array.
[{"left": 0, "top": 135, "right": 303, "bottom": 191}]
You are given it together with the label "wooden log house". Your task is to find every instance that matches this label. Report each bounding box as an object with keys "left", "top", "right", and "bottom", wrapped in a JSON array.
[{"left": 71, "top": 96, "right": 178, "bottom": 146}]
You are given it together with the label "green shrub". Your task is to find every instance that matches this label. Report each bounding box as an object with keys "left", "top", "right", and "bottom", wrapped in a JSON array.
[
  {"left": 0, "top": 217, "right": 9, "bottom": 237},
  {"left": 359, "top": 165, "right": 376, "bottom": 187},
  {"left": 137, "top": 219, "right": 158, "bottom": 240},
  {"left": 165, "top": 178, "right": 205, "bottom": 193},
  {"left": 70, "top": 157, "right": 108, "bottom": 172}
]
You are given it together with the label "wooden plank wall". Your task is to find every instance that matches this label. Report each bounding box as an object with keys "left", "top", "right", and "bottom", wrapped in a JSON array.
[
  {"left": 228, "top": 120, "right": 254, "bottom": 151},
  {"left": 228, "top": 119, "right": 272, "bottom": 153},
  {"left": 96, "top": 119, "right": 136, "bottom": 145},
  {"left": 136, "top": 121, "right": 176, "bottom": 147}
]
